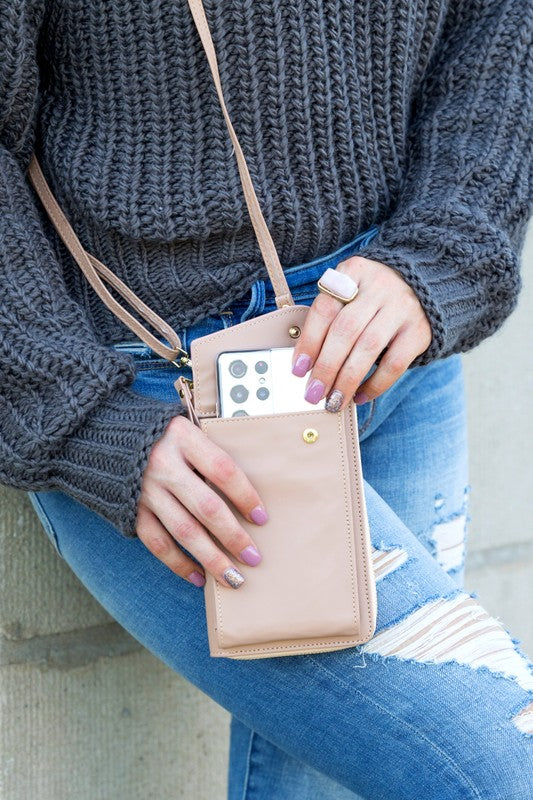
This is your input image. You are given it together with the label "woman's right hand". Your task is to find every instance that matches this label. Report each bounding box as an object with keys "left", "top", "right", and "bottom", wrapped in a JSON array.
[{"left": 135, "top": 414, "right": 269, "bottom": 589}]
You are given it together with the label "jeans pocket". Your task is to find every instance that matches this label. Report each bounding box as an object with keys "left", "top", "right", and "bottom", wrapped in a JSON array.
[
  {"left": 130, "top": 365, "right": 190, "bottom": 404},
  {"left": 27, "top": 491, "right": 64, "bottom": 559}
]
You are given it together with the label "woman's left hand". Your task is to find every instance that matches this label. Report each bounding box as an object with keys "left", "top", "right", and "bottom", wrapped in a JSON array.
[{"left": 291, "top": 255, "right": 433, "bottom": 413}]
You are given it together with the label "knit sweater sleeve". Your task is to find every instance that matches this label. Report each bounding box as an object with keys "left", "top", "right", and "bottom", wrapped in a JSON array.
[
  {"left": 357, "top": 0, "right": 532, "bottom": 367},
  {"left": 0, "top": 2, "right": 187, "bottom": 538}
]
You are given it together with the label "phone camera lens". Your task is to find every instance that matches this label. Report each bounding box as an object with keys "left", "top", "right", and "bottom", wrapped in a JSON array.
[
  {"left": 229, "top": 359, "right": 247, "bottom": 378},
  {"left": 230, "top": 384, "right": 249, "bottom": 404},
  {"left": 256, "top": 387, "right": 270, "bottom": 401},
  {"left": 232, "top": 410, "right": 249, "bottom": 417},
  {"left": 255, "top": 360, "right": 268, "bottom": 374}
]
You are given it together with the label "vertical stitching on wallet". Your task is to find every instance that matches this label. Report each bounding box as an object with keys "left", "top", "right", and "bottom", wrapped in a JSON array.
[
  {"left": 337, "top": 409, "right": 359, "bottom": 627},
  {"left": 348, "top": 402, "right": 373, "bottom": 639}
]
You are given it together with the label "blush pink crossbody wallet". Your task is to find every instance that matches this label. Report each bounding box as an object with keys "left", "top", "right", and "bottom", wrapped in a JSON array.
[{"left": 27, "top": 0, "right": 377, "bottom": 659}]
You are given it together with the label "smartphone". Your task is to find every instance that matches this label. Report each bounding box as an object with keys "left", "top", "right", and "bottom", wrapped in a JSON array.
[{"left": 216, "top": 347, "right": 326, "bottom": 417}]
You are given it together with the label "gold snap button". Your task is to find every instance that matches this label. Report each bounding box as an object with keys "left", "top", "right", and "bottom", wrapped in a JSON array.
[
  {"left": 302, "top": 428, "right": 318, "bottom": 443},
  {"left": 288, "top": 325, "right": 301, "bottom": 339}
]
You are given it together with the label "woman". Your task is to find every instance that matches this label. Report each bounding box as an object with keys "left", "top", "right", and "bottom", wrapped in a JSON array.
[{"left": 1, "top": 1, "right": 532, "bottom": 797}]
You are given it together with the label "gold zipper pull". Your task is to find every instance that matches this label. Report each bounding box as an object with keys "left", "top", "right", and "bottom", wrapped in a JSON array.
[{"left": 170, "top": 345, "right": 192, "bottom": 369}]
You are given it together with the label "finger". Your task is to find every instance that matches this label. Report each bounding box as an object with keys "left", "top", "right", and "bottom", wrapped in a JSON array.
[
  {"left": 324, "top": 310, "right": 399, "bottom": 411},
  {"left": 179, "top": 425, "right": 269, "bottom": 526},
  {"left": 143, "top": 486, "right": 248, "bottom": 589},
  {"left": 136, "top": 504, "right": 206, "bottom": 587},
  {"left": 291, "top": 291, "right": 346, "bottom": 377},
  {"left": 353, "top": 326, "right": 423, "bottom": 402},
  {"left": 290, "top": 256, "right": 388, "bottom": 378},
  {"left": 167, "top": 467, "right": 264, "bottom": 566},
  {"left": 303, "top": 299, "right": 382, "bottom": 403},
  {"left": 147, "top": 462, "right": 263, "bottom": 569}
]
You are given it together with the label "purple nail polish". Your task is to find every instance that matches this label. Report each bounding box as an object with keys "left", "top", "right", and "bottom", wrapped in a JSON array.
[
  {"left": 250, "top": 505, "right": 269, "bottom": 525},
  {"left": 354, "top": 391, "right": 370, "bottom": 405},
  {"left": 305, "top": 378, "right": 326, "bottom": 404},
  {"left": 188, "top": 570, "right": 206, "bottom": 587},
  {"left": 240, "top": 544, "right": 262, "bottom": 566},
  {"left": 292, "top": 353, "right": 312, "bottom": 377}
]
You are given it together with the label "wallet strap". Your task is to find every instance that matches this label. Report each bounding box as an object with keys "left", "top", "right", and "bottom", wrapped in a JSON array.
[
  {"left": 27, "top": 0, "right": 296, "bottom": 361},
  {"left": 185, "top": 0, "right": 294, "bottom": 310}
]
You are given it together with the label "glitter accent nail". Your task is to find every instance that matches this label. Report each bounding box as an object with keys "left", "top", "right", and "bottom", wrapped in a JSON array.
[
  {"left": 223, "top": 567, "right": 245, "bottom": 589},
  {"left": 325, "top": 389, "right": 344, "bottom": 413}
]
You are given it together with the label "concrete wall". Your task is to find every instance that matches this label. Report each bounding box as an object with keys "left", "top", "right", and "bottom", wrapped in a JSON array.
[
  {"left": 462, "top": 219, "right": 533, "bottom": 652},
  {"left": 1, "top": 221, "right": 532, "bottom": 800}
]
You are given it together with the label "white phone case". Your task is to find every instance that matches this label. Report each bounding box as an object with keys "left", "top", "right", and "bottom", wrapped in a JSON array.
[{"left": 216, "top": 347, "right": 326, "bottom": 417}]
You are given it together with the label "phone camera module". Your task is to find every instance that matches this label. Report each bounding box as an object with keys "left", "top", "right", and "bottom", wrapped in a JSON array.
[
  {"left": 232, "top": 410, "right": 249, "bottom": 417},
  {"left": 230, "top": 384, "right": 249, "bottom": 404},
  {"left": 229, "top": 359, "right": 247, "bottom": 378},
  {"left": 255, "top": 360, "right": 268, "bottom": 374},
  {"left": 256, "top": 387, "right": 270, "bottom": 401}
]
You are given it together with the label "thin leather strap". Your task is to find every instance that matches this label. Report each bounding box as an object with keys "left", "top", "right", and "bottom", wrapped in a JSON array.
[
  {"left": 186, "top": 0, "right": 293, "bottom": 308},
  {"left": 27, "top": 0, "right": 295, "bottom": 360},
  {"left": 27, "top": 156, "right": 187, "bottom": 362}
]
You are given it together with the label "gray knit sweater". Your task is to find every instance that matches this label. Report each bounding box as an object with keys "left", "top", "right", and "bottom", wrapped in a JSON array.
[{"left": 0, "top": 0, "right": 531, "bottom": 538}]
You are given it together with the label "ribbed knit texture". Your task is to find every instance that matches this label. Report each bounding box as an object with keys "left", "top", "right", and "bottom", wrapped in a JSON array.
[{"left": 0, "top": 0, "right": 531, "bottom": 538}]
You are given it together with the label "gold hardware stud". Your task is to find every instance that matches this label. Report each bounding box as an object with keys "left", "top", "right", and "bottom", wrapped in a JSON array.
[
  {"left": 302, "top": 428, "right": 318, "bottom": 443},
  {"left": 289, "top": 325, "right": 301, "bottom": 338}
]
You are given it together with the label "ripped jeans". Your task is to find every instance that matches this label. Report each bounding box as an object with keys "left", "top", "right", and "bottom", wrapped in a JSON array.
[{"left": 28, "top": 227, "right": 533, "bottom": 799}]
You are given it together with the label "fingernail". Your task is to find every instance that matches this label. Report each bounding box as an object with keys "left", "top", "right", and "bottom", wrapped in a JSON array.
[
  {"left": 223, "top": 567, "right": 245, "bottom": 589},
  {"left": 240, "top": 544, "right": 262, "bottom": 566},
  {"left": 188, "top": 570, "right": 206, "bottom": 587},
  {"left": 250, "top": 505, "right": 269, "bottom": 525},
  {"left": 304, "top": 378, "right": 326, "bottom": 404},
  {"left": 354, "top": 391, "right": 370, "bottom": 405},
  {"left": 325, "top": 389, "right": 344, "bottom": 413},
  {"left": 292, "top": 353, "right": 312, "bottom": 377}
]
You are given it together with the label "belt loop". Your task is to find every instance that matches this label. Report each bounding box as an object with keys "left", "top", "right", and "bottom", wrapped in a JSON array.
[
  {"left": 256, "top": 278, "right": 266, "bottom": 314},
  {"left": 239, "top": 278, "right": 265, "bottom": 322}
]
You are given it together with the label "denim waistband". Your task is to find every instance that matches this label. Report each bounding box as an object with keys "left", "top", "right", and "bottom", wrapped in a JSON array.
[
  {"left": 111, "top": 225, "right": 378, "bottom": 358},
  {"left": 230, "top": 225, "right": 378, "bottom": 321}
]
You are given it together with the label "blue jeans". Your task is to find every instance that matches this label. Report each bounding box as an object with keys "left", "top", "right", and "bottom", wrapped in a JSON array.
[{"left": 28, "top": 227, "right": 533, "bottom": 799}]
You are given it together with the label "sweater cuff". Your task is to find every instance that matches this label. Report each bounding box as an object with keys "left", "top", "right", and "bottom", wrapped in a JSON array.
[
  {"left": 50, "top": 385, "right": 187, "bottom": 538},
  {"left": 356, "top": 204, "right": 522, "bottom": 367}
]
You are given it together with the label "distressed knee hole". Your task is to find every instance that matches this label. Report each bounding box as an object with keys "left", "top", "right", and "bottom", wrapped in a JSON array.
[
  {"left": 362, "top": 592, "right": 533, "bottom": 693},
  {"left": 431, "top": 514, "right": 467, "bottom": 573},
  {"left": 512, "top": 701, "right": 533, "bottom": 735},
  {"left": 371, "top": 546, "right": 408, "bottom": 581}
]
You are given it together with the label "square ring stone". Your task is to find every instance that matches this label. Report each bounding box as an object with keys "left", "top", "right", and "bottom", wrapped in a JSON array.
[{"left": 317, "top": 268, "right": 359, "bottom": 302}]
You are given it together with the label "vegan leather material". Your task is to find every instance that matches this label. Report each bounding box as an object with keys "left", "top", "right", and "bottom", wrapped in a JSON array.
[
  {"left": 198, "top": 382, "right": 376, "bottom": 659},
  {"left": 27, "top": 0, "right": 377, "bottom": 659},
  {"left": 27, "top": 156, "right": 187, "bottom": 364}
]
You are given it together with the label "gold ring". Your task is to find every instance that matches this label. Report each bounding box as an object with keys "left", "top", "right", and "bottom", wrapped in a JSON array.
[{"left": 317, "top": 267, "right": 359, "bottom": 304}]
